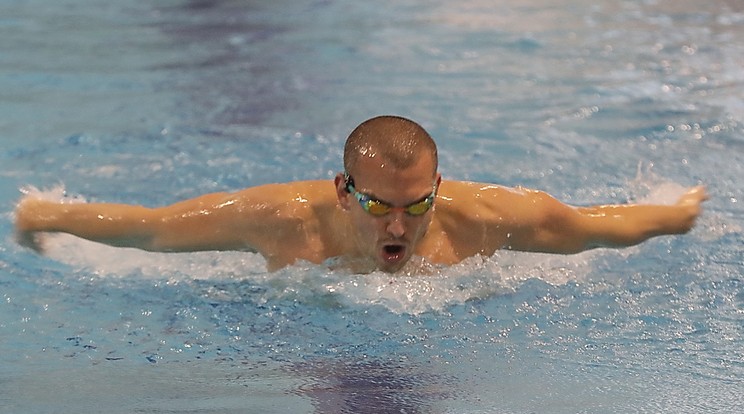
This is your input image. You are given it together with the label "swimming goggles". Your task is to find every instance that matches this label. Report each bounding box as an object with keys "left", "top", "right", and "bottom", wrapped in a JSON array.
[{"left": 344, "top": 172, "right": 436, "bottom": 217}]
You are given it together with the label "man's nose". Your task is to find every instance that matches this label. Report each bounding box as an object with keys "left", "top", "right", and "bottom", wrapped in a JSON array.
[{"left": 385, "top": 211, "right": 406, "bottom": 238}]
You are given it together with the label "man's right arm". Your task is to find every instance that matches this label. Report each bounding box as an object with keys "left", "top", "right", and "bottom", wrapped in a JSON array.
[{"left": 14, "top": 187, "right": 288, "bottom": 254}]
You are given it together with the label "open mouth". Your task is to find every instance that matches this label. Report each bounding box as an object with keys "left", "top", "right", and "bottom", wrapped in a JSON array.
[
  {"left": 381, "top": 243, "right": 406, "bottom": 264},
  {"left": 384, "top": 245, "right": 404, "bottom": 255}
]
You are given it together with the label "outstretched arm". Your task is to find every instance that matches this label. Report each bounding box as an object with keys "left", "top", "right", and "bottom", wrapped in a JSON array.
[
  {"left": 504, "top": 185, "right": 708, "bottom": 254},
  {"left": 14, "top": 191, "right": 260, "bottom": 253},
  {"left": 13, "top": 182, "right": 326, "bottom": 255}
]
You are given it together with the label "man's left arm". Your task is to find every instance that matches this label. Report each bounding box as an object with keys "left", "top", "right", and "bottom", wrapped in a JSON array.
[{"left": 505, "top": 186, "right": 708, "bottom": 254}]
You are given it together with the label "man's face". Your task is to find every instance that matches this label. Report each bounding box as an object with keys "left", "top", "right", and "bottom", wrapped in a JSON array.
[{"left": 336, "top": 154, "right": 440, "bottom": 273}]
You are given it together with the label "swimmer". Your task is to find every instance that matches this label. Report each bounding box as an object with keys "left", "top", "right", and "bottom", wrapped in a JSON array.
[{"left": 14, "top": 115, "right": 708, "bottom": 273}]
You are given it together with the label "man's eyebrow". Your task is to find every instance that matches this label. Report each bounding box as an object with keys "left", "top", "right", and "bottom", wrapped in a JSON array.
[{"left": 354, "top": 187, "right": 392, "bottom": 205}]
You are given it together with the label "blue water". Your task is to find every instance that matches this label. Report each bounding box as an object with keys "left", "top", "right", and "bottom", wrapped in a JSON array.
[{"left": 2, "top": 0, "right": 743, "bottom": 412}]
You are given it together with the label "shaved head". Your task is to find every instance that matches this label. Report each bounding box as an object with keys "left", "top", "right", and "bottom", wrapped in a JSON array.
[{"left": 343, "top": 115, "right": 438, "bottom": 176}]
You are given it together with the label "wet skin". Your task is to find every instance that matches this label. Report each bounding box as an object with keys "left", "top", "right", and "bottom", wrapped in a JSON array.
[
  {"left": 14, "top": 173, "right": 707, "bottom": 272},
  {"left": 334, "top": 154, "right": 441, "bottom": 273}
]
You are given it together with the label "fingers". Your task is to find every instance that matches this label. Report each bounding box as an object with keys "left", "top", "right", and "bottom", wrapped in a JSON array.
[
  {"left": 689, "top": 185, "right": 709, "bottom": 201},
  {"left": 672, "top": 186, "right": 708, "bottom": 233},
  {"left": 678, "top": 185, "right": 709, "bottom": 206},
  {"left": 14, "top": 196, "right": 50, "bottom": 253}
]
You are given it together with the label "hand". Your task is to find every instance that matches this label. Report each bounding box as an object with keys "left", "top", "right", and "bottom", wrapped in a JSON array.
[
  {"left": 674, "top": 185, "right": 709, "bottom": 233},
  {"left": 676, "top": 185, "right": 709, "bottom": 207},
  {"left": 14, "top": 197, "right": 53, "bottom": 253}
]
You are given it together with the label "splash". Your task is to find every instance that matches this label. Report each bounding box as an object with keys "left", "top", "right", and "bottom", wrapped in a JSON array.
[
  {"left": 628, "top": 162, "right": 689, "bottom": 204},
  {"left": 18, "top": 184, "right": 86, "bottom": 204},
  {"left": 323, "top": 250, "right": 608, "bottom": 314},
  {"left": 39, "top": 229, "right": 611, "bottom": 315},
  {"left": 628, "top": 162, "right": 741, "bottom": 239}
]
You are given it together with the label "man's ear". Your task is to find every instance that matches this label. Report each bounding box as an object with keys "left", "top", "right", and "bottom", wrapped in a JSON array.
[{"left": 334, "top": 173, "right": 351, "bottom": 210}]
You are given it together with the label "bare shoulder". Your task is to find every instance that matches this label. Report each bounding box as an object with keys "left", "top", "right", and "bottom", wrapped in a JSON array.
[
  {"left": 431, "top": 181, "right": 535, "bottom": 255},
  {"left": 148, "top": 179, "right": 340, "bottom": 241},
  {"left": 230, "top": 180, "right": 337, "bottom": 208},
  {"left": 227, "top": 180, "right": 342, "bottom": 267},
  {"left": 226, "top": 180, "right": 341, "bottom": 230},
  {"left": 432, "top": 180, "right": 572, "bottom": 257},
  {"left": 436, "top": 180, "right": 540, "bottom": 218},
  {"left": 438, "top": 180, "right": 527, "bottom": 198}
]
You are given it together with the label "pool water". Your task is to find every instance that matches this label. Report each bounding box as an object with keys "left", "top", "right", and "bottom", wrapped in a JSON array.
[{"left": 1, "top": 0, "right": 743, "bottom": 412}]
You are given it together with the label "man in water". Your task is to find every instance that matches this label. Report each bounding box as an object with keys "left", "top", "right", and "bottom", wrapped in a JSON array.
[{"left": 14, "top": 115, "right": 708, "bottom": 273}]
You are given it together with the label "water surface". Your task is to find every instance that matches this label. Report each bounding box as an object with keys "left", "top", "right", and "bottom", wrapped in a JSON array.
[{"left": 1, "top": 0, "right": 743, "bottom": 412}]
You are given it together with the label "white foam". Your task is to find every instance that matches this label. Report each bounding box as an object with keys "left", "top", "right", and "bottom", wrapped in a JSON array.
[
  {"left": 325, "top": 250, "right": 613, "bottom": 315},
  {"left": 626, "top": 162, "right": 687, "bottom": 204},
  {"left": 18, "top": 184, "right": 86, "bottom": 204},
  {"left": 37, "top": 228, "right": 609, "bottom": 315},
  {"left": 42, "top": 233, "right": 267, "bottom": 280}
]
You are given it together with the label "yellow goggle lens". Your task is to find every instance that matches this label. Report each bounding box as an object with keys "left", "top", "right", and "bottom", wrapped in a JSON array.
[
  {"left": 405, "top": 200, "right": 432, "bottom": 215},
  {"left": 366, "top": 201, "right": 392, "bottom": 216}
]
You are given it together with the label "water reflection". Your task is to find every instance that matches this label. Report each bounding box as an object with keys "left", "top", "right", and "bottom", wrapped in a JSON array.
[
  {"left": 290, "top": 358, "right": 452, "bottom": 413},
  {"left": 152, "top": 1, "right": 308, "bottom": 127}
]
